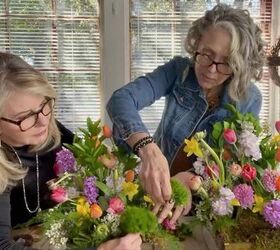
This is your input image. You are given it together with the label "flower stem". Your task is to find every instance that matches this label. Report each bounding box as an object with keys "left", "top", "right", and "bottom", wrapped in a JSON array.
[{"left": 200, "top": 139, "right": 225, "bottom": 185}]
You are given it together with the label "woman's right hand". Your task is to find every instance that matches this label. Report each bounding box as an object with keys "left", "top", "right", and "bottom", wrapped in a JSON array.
[
  {"left": 138, "top": 142, "right": 172, "bottom": 204},
  {"left": 97, "top": 233, "right": 142, "bottom": 250}
]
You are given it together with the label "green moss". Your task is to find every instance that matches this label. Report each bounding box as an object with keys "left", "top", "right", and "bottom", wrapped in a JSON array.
[
  {"left": 119, "top": 206, "right": 158, "bottom": 235},
  {"left": 224, "top": 210, "right": 280, "bottom": 249},
  {"left": 171, "top": 179, "right": 190, "bottom": 206}
]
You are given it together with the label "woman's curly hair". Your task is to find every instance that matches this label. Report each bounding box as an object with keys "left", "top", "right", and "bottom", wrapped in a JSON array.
[{"left": 185, "top": 4, "right": 265, "bottom": 102}]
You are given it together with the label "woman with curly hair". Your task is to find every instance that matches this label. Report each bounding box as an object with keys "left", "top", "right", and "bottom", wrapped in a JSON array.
[{"left": 107, "top": 4, "right": 265, "bottom": 223}]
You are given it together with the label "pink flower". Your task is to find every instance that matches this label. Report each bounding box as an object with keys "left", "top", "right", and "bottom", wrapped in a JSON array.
[
  {"left": 51, "top": 187, "right": 68, "bottom": 203},
  {"left": 223, "top": 128, "right": 237, "bottom": 144},
  {"left": 241, "top": 163, "right": 256, "bottom": 181},
  {"left": 162, "top": 218, "right": 176, "bottom": 231},
  {"left": 107, "top": 197, "right": 125, "bottom": 214},
  {"left": 275, "top": 121, "right": 280, "bottom": 134},
  {"left": 205, "top": 163, "right": 219, "bottom": 178},
  {"left": 98, "top": 153, "right": 117, "bottom": 169},
  {"left": 229, "top": 163, "right": 242, "bottom": 177},
  {"left": 187, "top": 175, "right": 202, "bottom": 191}
]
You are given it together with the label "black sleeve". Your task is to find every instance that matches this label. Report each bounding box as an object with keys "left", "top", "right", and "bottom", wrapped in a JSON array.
[
  {"left": 56, "top": 120, "right": 74, "bottom": 145},
  {"left": 0, "top": 190, "right": 32, "bottom": 250}
]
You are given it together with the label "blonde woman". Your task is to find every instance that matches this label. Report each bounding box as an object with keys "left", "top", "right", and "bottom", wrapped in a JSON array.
[
  {"left": 107, "top": 4, "right": 265, "bottom": 223},
  {"left": 0, "top": 52, "right": 141, "bottom": 250}
]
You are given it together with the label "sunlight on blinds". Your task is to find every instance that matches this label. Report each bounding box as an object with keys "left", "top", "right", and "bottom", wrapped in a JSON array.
[
  {"left": 0, "top": 0, "right": 100, "bottom": 131},
  {"left": 130, "top": 0, "right": 272, "bottom": 134}
]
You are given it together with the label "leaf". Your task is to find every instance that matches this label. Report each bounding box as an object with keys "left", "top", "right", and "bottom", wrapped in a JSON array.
[
  {"left": 95, "top": 180, "right": 111, "bottom": 196},
  {"left": 212, "top": 122, "right": 223, "bottom": 140}
]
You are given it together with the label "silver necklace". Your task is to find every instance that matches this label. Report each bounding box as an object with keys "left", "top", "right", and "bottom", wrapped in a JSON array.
[{"left": 10, "top": 147, "right": 41, "bottom": 213}]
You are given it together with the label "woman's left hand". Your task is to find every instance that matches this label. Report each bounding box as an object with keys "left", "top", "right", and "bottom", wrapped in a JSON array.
[{"left": 153, "top": 173, "right": 193, "bottom": 224}]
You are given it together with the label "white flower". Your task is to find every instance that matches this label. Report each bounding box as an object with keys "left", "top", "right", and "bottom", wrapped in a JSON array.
[{"left": 238, "top": 129, "right": 261, "bottom": 160}]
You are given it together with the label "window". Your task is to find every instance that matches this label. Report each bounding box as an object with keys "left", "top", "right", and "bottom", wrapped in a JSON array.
[
  {"left": 0, "top": 0, "right": 100, "bottom": 131},
  {"left": 130, "top": 0, "right": 272, "bottom": 134}
]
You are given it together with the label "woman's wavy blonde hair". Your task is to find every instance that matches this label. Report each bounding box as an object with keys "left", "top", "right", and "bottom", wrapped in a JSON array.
[
  {"left": 185, "top": 4, "right": 265, "bottom": 102},
  {"left": 0, "top": 52, "right": 61, "bottom": 193}
]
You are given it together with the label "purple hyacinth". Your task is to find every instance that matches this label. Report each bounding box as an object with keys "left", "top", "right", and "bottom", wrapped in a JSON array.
[
  {"left": 83, "top": 176, "right": 99, "bottom": 205},
  {"left": 262, "top": 169, "right": 277, "bottom": 192},
  {"left": 233, "top": 184, "right": 254, "bottom": 209},
  {"left": 263, "top": 200, "right": 280, "bottom": 228},
  {"left": 56, "top": 148, "right": 76, "bottom": 173}
]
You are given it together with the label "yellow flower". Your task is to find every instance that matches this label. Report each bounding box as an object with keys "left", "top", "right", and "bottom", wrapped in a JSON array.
[
  {"left": 252, "top": 195, "right": 264, "bottom": 213},
  {"left": 76, "top": 196, "right": 90, "bottom": 217},
  {"left": 271, "top": 135, "right": 280, "bottom": 144},
  {"left": 184, "top": 138, "right": 203, "bottom": 158},
  {"left": 122, "top": 181, "right": 139, "bottom": 201},
  {"left": 144, "top": 195, "right": 154, "bottom": 205},
  {"left": 231, "top": 198, "right": 240, "bottom": 206}
]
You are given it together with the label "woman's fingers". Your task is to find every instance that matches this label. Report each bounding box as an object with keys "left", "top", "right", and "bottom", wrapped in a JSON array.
[
  {"left": 157, "top": 200, "right": 175, "bottom": 223},
  {"left": 170, "top": 205, "right": 184, "bottom": 224}
]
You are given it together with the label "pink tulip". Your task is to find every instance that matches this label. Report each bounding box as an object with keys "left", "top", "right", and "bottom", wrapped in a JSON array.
[
  {"left": 187, "top": 175, "right": 202, "bottom": 191},
  {"left": 276, "top": 121, "right": 280, "bottom": 134},
  {"left": 51, "top": 187, "right": 68, "bottom": 203},
  {"left": 223, "top": 128, "right": 237, "bottom": 144},
  {"left": 98, "top": 153, "right": 117, "bottom": 169},
  {"left": 229, "top": 163, "right": 242, "bottom": 177},
  {"left": 205, "top": 163, "right": 220, "bottom": 178},
  {"left": 107, "top": 197, "right": 125, "bottom": 214}
]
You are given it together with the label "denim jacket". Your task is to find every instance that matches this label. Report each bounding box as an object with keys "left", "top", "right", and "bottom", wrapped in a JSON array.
[{"left": 106, "top": 56, "right": 262, "bottom": 166}]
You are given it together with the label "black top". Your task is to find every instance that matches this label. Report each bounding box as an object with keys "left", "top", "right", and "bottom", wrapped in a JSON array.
[{"left": 0, "top": 121, "right": 74, "bottom": 250}]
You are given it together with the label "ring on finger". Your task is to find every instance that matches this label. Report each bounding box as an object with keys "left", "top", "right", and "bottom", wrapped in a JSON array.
[{"left": 168, "top": 198, "right": 175, "bottom": 204}]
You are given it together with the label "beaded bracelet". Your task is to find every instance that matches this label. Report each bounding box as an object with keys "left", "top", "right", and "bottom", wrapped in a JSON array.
[{"left": 132, "top": 135, "right": 155, "bottom": 155}]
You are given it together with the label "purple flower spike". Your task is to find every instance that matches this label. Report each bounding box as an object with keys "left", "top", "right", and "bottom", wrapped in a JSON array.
[
  {"left": 84, "top": 176, "right": 99, "bottom": 205},
  {"left": 55, "top": 148, "right": 77, "bottom": 174}
]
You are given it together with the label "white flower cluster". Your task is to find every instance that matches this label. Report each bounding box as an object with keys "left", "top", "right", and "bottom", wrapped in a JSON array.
[
  {"left": 45, "top": 220, "right": 68, "bottom": 249},
  {"left": 100, "top": 213, "right": 120, "bottom": 234}
]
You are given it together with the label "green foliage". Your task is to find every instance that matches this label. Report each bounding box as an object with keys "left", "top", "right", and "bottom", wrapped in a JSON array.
[
  {"left": 119, "top": 206, "right": 158, "bottom": 235},
  {"left": 171, "top": 179, "right": 190, "bottom": 206}
]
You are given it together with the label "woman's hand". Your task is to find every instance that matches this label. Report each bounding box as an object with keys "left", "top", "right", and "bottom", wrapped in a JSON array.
[
  {"left": 153, "top": 172, "right": 194, "bottom": 224},
  {"left": 97, "top": 233, "right": 142, "bottom": 250},
  {"left": 138, "top": 142, "right": 172, "bottom": 204}
]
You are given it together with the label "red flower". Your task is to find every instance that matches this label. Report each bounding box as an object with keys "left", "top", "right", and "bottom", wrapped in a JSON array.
[
  {"left": 275, "top": 121, "right": 280, "bottom": 134},
  {"left": 241, "top": 163, "right": 256, "bottom": 181},
  {"left": 51, "top": 187, "right": 68, "bottom": 203},
  {"left": 223, "top": 128, "right": 237, "bottom": 144}
]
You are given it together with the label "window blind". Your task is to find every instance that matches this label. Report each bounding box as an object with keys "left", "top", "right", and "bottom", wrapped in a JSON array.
[
  {"left": 130, "top": 0, "right": 272, "bottom": 134},
  {"left": 0, "top": 0, "right": 100, "bottom": 131}
]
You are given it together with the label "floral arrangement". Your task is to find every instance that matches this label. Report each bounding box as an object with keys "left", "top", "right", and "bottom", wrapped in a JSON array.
[
  {"left": 34, "top": 118, "right": 190, "bottom": 249},
  {"left": 183, "top": 104, "right": 280, "bottom": 248}
]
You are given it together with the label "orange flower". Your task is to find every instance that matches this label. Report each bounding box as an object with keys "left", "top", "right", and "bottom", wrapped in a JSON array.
[
  {"left": 276, "top": 176, "right": 280, "bottom": 191},
  {"left": 125, "top": 170, "right": 135, "bottom": 182},
  {"left": 90, "top": 203, "right": 103, "bottom": 218},
  {"left": 102, "top": 125, "right": 112, "bottom": 138},
  {"left": 275, "top": 148, "right": 280, "bottom": 162}
]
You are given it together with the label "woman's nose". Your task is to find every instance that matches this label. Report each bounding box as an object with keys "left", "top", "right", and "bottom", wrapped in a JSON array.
[
  {"left": 208, "top": 63, "right": 218, "bottom": 73},
  {"left": 35, "top": 112, "right": 50, "bottom": 127}
]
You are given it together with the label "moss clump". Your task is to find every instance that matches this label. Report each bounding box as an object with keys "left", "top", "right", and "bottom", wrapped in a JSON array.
[
  {"left": 119, "top": 206, "right": 158, "bottom": 235},
  {"left": 224, "top": 210, "right": 280, "bottom": 249},
  {"left": 171, "top": 179, "right": 190, "bottom": 206}
]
